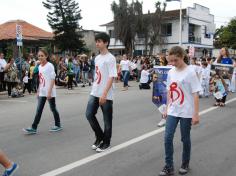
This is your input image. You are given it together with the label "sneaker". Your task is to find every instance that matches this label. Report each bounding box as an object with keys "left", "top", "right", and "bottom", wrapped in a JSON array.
[
  {"left": 179, "top": 163, "right": 189, "bottom": 175},
  {"left": 2, "top": 163, "right": 19, "bottom": 176},
  {"left": 23, "top": 127, "right": 37, "bottom": 134},
  {"left": 91, "top": 139, "right": 102, "bottom": 150},
  {"left": 158, "top": 119, "right": 166, "bottom": 127},
  {"left": 96, "top": 143, "right": 111, "bottom": 153},
  {"left": 159, "top": 165, "right": 174, "bottom": 176},
  {"left": 49, "top": 126, "right": 63, "bottom": 132}
]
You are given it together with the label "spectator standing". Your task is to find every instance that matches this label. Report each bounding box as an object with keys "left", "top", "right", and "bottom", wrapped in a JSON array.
[
  {"left": 4, "top": 58, "right": 19, "bottom": 98},
  {"left": 120, "top": 54, "right": 131, "bottom": 91},
  {"left": 0, "top": 53, "right": 7, "bottom": 91}
]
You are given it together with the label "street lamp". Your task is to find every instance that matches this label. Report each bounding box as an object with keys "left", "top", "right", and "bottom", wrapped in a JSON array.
[{"left": 166, "top": 0, "right": 182, "bottom": 46}]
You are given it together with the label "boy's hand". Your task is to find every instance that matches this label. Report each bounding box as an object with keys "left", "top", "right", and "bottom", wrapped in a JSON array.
[
  {"left": 47, "top": 92, "right": 52, "bottom": 100},
  {"left": 99, "top": 94, "right": 107, "bottom": 105},
  {"left": 192, "top": 114, "right": 200, "bottom": 125}
]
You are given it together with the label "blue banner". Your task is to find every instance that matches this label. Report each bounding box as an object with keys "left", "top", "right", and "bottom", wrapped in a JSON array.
[{"left": 152, "top": 66, "right": 172, "bottom": 107}]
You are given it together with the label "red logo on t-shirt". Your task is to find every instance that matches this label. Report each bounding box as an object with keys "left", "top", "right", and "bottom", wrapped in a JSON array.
[
  {"left": 39, "top": 72, "right": 45, "bottom": 87},
  {"left": 95, "top": 66, "right": 101, "bottom": 84},
  {"left": 169, "top": 82, "right": 184, "bottom": 105}
]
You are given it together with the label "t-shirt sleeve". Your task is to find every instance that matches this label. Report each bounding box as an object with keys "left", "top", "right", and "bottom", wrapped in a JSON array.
[
  {"left": 189, "top": 70, "right": 201, "bottom": 93},
  {"left": 108, "top": 56, "right": 118, "bottom": 78},
  {"left": 49, "top": 64, "right": 56, "bottom": 80}
]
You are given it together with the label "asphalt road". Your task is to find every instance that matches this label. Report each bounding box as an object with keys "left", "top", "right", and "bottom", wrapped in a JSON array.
[{"left": 0, "top": 81, "right": 236, "bottom": 176}]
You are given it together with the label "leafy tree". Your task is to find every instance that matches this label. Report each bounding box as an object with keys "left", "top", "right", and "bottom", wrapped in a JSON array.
[
  {"left": 43, "top": 0, "right": 86, "bottom": 53},
  {"left": 148, "top": 1, "right": 166, "bottom": 55},
  {"left": 111, "top": 0, "right": 143, "bottom": 55},
  {"left": 214, "top": 18, "right": 236, "bottom": 49}
]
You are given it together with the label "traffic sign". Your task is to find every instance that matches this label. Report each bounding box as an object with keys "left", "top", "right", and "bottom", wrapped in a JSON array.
[{"left": 16, "top": 24, "right": 23, "bottom": 46}]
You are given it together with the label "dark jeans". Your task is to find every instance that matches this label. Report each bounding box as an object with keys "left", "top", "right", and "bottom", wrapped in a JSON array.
[
  {"left": 122, "top": 70, "right": 130, "bottom": 87},
  {"left": 32, "top": 97, "right": 61, "bottom": 129},
  {"left": 164, "top": 115, "right": 192, "bottom": 167},
  {"left": 215, "top": 95, "right": 227, "bottom": 103},
  {"left": 86, "top": 95, "right": 113, "bottom": 144},
  {"left": 140, "top": 83, "right": 151, "bottom": 89},
  {"left": 23, "top": 79, "right": 32, "bottom": 94},
  {"left": 0, "top": 72, "right": 6, "bottom": 91},
  {"left": 68, "top": 74, "right": 73, "bottom": 89},
  {"left": 7, "top": 82, "right": 17, "bottom": 96}
]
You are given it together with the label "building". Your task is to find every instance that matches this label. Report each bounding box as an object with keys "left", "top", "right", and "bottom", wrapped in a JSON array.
[
  {"left": 0, "top": 20, "right": 53, "bottom": 58},
  {"left": 101, "top": 3, "right": 215, "bottom": 57},
  {"left": 80, "top": 30, "right": 102, "bottom": 55}
]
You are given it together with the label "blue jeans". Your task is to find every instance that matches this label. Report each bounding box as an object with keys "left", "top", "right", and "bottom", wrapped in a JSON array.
[
  {"left": 122, "top": 70, "right": 130, "bottom": 87},
  {"left": 85, "top": 95, "right": 113, "bottom": 144},
  {"left": 32, "top": 97, "right": 61, "bottom": 129},
  {"left": 164, "top": 115, "right": 192, "bottom": 167}
]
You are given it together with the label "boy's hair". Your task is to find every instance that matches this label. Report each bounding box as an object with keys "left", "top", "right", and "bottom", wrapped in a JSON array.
[{"left": 95, "top": 32, "right": 110, "bottom": 48}]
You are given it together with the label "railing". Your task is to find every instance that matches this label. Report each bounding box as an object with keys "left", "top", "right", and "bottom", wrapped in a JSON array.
[{"left": 189, "top": 36, "right": 201, "bottom": 44}]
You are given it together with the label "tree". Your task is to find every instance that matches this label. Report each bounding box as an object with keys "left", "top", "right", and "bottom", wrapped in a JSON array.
[
  {"left": 43, "top": 0, "right": 86, "bottom": 53},
  {"left": 214, "top": 18, "right": 236, "bottom": 49},
  {"left": 148, "top": 1, "right": 166, "bottom": 55},
  {"left": 111, "top": 0, "right": 143, "bottom": 55}
]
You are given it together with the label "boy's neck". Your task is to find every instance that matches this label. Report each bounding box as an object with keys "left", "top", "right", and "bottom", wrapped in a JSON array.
[{"left": 100, "top": 48, "right": 109, "bottom": 55}]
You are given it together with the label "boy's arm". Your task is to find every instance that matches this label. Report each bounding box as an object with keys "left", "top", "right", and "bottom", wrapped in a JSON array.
[
  {"left": 192, "top": 92, "right": 200, "bottom": 125},
  {"left": 99, "top": 77, "right": 114, "bottom": 105}
]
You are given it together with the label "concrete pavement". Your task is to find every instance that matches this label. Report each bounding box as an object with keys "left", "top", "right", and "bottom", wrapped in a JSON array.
[{"left": 0, "top": 81, "right": 236, "bottom": 176}]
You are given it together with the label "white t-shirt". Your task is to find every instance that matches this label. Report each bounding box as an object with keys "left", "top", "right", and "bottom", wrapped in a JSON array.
[
  {"left": 167, "top": 66, "right": 201, "bottom": 118},
  {"left": 140, "top": 70, "right": 150, "bottom": 83},
  {"left": 90, "top": 52, "right": 117, "bottom": 100},
  {"left": 120, "top": 60, "right": 131, "bottom": 71},
  {"left": 38, "top": 62, "right": 56, "bottom": 97},
  {"left": 0, "top": 58, "right": 7, "bottom": 72},
  {"left": 23, "top": 76, "right": 29, "bottom": 83},
  {"left": 200, "top": 67, "right": 210, "bottom": 81},
  {"left": 190, "top": 64, "right": 202, "bottom": 79}
]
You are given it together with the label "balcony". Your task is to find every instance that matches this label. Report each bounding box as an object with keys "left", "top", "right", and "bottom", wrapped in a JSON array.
[{"left": 189, "top": 36, "right": 201, "bottom": 44}]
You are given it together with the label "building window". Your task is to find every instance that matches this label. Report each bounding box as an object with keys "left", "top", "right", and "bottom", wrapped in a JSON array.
[
  {"left": 161, "top": 23, "right": 172, "bottom": 36},
  {"left": 108, "top": 30, "right": 115, "bottom": 38},
  {"left": 204, "top": 26, "right": 211, "bottom": 38}
]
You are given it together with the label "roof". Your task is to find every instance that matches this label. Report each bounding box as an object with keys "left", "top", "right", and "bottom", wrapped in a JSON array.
[
  {"left": 100, "top": 9, "right": 187, "bottom": 26},
  {"left": 0, "top": 20, "right": 53, "bottom": 41}
]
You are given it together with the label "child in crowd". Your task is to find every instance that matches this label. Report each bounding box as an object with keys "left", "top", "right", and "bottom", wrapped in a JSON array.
[
  {"left": 211, "top": 72, "right": 228, "bottom": 107},
  {"left": 199, "top": 61, "right": 210, "bottom": 97},
  {"left": 23, "top": 70, "right": 31, "bottom": 95},
  {"left": 139, "top": 65, "right": 152, "bottom": 89}
]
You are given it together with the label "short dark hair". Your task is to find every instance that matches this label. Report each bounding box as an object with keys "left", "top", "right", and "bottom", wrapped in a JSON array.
[{"left": 95, "top": 32, "right": 110, "bottom": 48}]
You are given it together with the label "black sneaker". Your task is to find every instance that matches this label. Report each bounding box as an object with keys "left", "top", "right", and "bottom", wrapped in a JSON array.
[
  {"left": 179, "top": 163, "right": 189, "bottom": 175},
  {"left": 159, "top": 165, "right": 174, "bottom": 176},
  {"left": 96, "top": 142, "right": 111, "bottom": 153},
  {"left": 91, "top": 139, "right": 102, "bottom": 150}
]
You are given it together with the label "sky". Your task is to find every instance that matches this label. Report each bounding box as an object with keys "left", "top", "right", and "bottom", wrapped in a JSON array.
[{"left": 0, "top": 0, "right": 235, "bottom": 32}]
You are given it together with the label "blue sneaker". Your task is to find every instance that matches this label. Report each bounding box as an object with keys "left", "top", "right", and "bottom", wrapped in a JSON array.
[
  {"left": 2, "top": 163, "right": 19, "bottom": 176},
  {"left": 49, "top": 126, "right": 63, "bottom": 132},
  {"left": 23, "top": 127, "right": 37, "bottom": 134}
]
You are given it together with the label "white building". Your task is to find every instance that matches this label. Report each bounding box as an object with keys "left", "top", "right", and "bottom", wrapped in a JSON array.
[{"left": 101, "top": 3, "right": 215, "bottom": 57}]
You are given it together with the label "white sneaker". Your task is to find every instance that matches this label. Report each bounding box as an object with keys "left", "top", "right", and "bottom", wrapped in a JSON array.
[{"left": 158, "top": 119, "right": 166, "bottom": 127}]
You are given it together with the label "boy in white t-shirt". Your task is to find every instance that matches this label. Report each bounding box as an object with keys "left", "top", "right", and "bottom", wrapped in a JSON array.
[
  {"left": 159, "top": 46, "right": 201, "bottom": 176},
  {"left": 23, "top": 50, "right": 62, "bottom": 134},
  {"left": 86, "top": 33, "right": 117, "bottom": 153}
]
